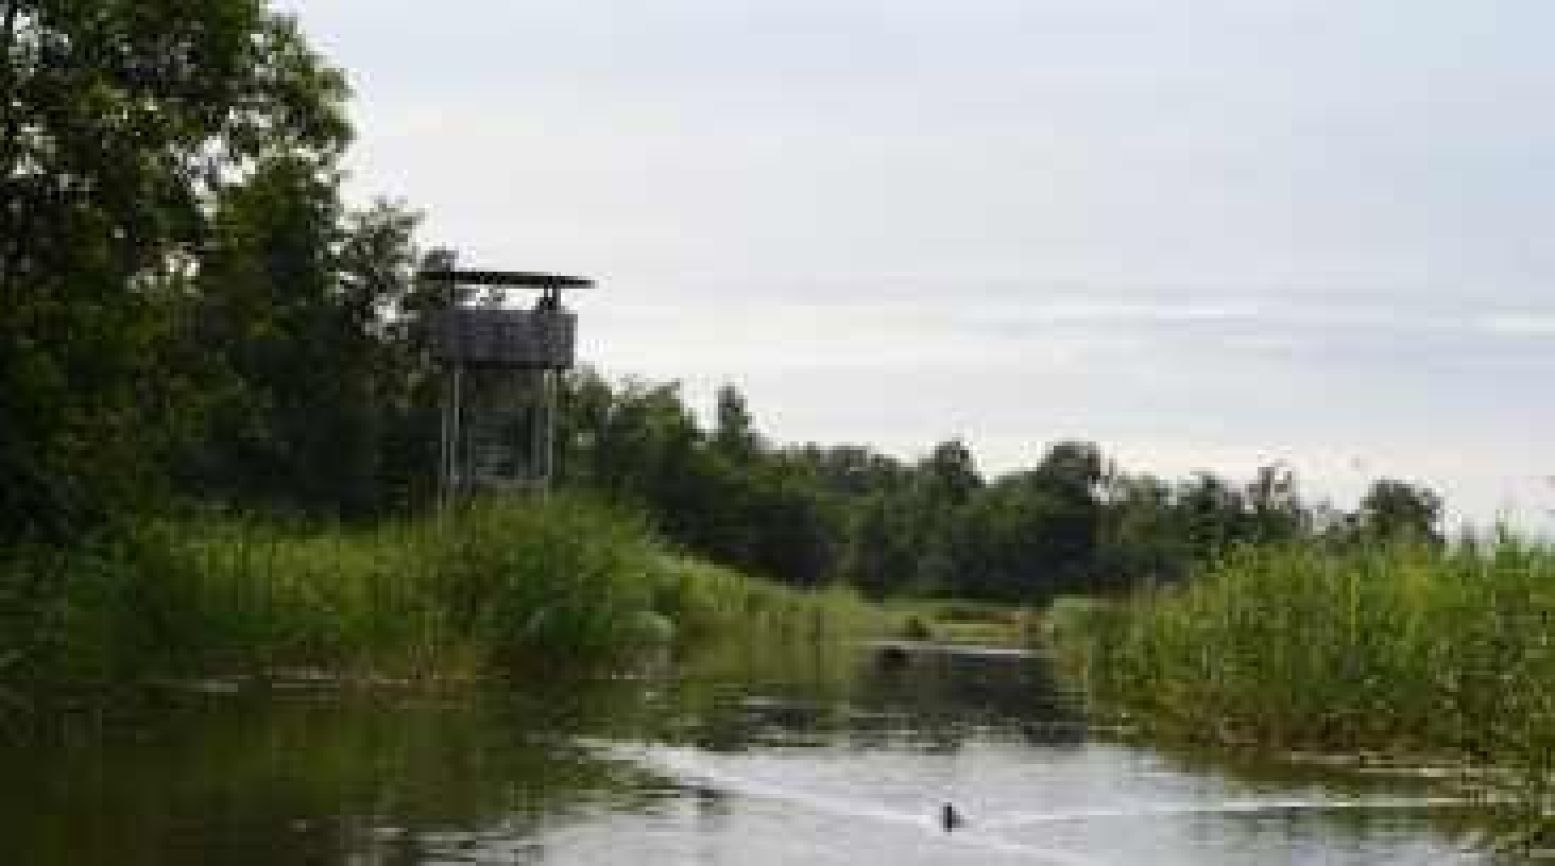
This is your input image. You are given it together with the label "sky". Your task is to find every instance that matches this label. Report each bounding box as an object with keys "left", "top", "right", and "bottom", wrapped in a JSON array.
[{"left": 279, "top": 0, "right": 1554, "bottom": 531}]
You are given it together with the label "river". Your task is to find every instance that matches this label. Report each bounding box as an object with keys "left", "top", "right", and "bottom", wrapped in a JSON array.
[{"left": 0, "top": 642, "right": 1517, "bottom": 864}]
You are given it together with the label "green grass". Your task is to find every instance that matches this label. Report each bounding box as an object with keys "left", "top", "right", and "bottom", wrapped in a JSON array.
[
  {"left": 1050, "top": 537, "right": 1555, "bottom": 844},
  {"left": 0, "top": 494, "right": 884, "bottom": 690}
]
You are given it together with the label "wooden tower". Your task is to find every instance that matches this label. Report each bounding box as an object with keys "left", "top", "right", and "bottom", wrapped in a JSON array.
[{"left": 419, "top": 269, "right": 594, "bottom": 505}]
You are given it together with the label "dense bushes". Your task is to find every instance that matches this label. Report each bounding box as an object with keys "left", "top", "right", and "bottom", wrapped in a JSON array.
[{"left": 0, "top": 495, "right": 878, "bottom": 689}]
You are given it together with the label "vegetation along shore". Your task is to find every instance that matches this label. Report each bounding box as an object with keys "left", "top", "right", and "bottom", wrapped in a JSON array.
[
  {"left": 1048, "top": 537, "right": 1555, "bottom": 846},
  {"left": 0, "top": 496, "right": 877, "bottom": 694}
]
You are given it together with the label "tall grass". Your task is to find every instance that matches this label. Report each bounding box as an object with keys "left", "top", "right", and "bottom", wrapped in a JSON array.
[
  {"left": 0, "top": 494, "right": 882, "bottom": 689},
  {"left": 1051, "top": 537, "right": 1555, "bottom": 840}
]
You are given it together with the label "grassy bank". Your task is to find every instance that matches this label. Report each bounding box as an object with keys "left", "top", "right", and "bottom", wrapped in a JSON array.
[
  {"left": 0, "top": 495, "right": 881, "bottom": 691},
  {"left": 1049, "top": 538, "right": 1555, "bottom": 840},
  {"left": 884, "top": 599, "right": 1039, "bottom": 646}
]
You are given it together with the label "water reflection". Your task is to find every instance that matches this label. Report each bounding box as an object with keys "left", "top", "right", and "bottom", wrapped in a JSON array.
[
  {"left": 0, "top": 686, "right": 662, "bottom": 866},
  {"left": 0, "top": 644, "right": 1519, "bottom": 865},
  {"left": 665, "top": 643, "right": 1084, "bottom": 756}
]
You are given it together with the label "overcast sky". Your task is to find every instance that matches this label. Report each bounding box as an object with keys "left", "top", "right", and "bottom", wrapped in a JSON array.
[{"left": 281, "top": 0, "right": 1554, "bottom": 530}]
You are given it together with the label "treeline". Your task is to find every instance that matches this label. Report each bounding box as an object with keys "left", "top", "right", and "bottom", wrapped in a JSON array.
[
  {"left": 0, "top": 0, "right": 1445, "bottom": 608},
  {"left": 553, "top": 377, "right": 1445, "bottom": 602}
]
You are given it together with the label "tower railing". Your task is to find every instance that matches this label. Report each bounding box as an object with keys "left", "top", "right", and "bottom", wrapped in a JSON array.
[{"left": 418, "top": 269, "right": 594, "bottom": 507}]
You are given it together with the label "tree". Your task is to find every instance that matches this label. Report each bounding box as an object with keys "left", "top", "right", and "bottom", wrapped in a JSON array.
[
  {"left": 711, "top": 384, "right": 759, "bottom": 463},
  {"left": 1358, "top": 478, "right": 1443, "bottom": 544},
  {"left": 791, "top": 444, "right": 909, "bottom": 499},
  {"left": 1176, "top": 472, "right": 1248, "bottom": 558},
  {"left": 338, "top": 202, "right": 437, "bottom": 513},
  {"left": 1025, "top": 440, "right": 1107, "bottom": 590},
  {"left": 1099, "top": 472, "right": 1189, "bottom": 587},
  {"left": 1244, "top": 463, "right": 1307, "bottom": 544},
  {"left": 179, "top": 163, "right": 428, "bottom": 517},
  {"left": 737, "top": 461, "right": 839, "bottom": 587},
  {"left": 1032, "top": 440, "right": 1105, "bottom": 495},
  {"left": 917, "top": 439, "right": 983, "bottom": 508},
  {"left": 841, "top": 492, "right": 918, "bottom": 597},
  {"left": 181, "top": 155, "right": 348, "bottom": 511},
  {"left": 1, "top": 0, "right": 350, "bottom": 539}
]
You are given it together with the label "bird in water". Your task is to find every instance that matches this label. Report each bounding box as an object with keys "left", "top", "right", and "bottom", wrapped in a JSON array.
[{"left": 941, "top": 802, "right": 964, "bottom": 832}]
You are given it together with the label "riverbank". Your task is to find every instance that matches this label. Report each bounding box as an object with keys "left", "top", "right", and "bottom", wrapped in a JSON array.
[
  {"left": 0, "top": 495, "right": 880, "bottom": 694},
  {"left": 1048, "top": 538, "right": 1555, "bottom": 845},
  {"left": 883, "top": 599, "right": 1039, "bottom": 647}
]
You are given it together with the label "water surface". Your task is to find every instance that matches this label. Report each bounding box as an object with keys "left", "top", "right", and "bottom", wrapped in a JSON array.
[{"left": 0, "top": 644, "right": 1514, "bottom": 864}]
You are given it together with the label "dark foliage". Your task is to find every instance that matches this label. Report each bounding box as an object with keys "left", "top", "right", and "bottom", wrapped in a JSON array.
[{"left": 552, "top": 377, "right": 1447, "bottom": 602}]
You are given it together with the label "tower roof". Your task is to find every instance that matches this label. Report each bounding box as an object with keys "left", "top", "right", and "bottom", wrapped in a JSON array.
[{"left": 417, "top": 269, "right": 594, "bottom": 290}]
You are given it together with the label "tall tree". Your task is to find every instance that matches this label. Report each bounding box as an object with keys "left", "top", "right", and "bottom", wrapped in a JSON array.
[
  {"left": 917, "top": 439, "right": 983, "bottom": 508},
  {"left": 1027, "top": 440, "right": 1107, "bottom": 588},
  {"left": 179, "top": 162, "right": 429, "bottom": 517},
  {"left": 0, "top": 0, "right": 349, "bottom": 539},
  {"left": 340, "top": 205, "right": 439, "bottom": 513},
  {"left": 1244, "top": 463, "right": 1307, "bottom": 544},
  {"left": 711, "top": 384, "right": 759, "bottom": 463}
]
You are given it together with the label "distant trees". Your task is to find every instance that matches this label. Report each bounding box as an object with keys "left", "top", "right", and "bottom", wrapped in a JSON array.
[
  {"left": 553, "top": 374, "right": 838, "bottom": 586},
  {"left": 552, "top": 379, "right": 1453, "bottom": 603}
]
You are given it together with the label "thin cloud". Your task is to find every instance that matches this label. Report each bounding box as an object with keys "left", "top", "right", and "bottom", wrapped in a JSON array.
[{"left": 1477, "top": 313, "right": 1555, "bottom": 338}]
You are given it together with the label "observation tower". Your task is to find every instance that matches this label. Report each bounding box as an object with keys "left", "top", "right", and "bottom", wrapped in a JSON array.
[{"left": 418, "top": 268, "right": 594, "bottom": 504}]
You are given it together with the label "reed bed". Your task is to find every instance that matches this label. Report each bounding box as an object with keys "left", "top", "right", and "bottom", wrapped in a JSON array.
[
  {"left": 0, "top": 494, "right": 882, "bottom": 688},
  {"left": 1051, "top": 537, "right": 1555, "bottom": 841}
]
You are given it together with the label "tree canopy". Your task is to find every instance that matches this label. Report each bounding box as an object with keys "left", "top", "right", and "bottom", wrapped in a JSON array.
[
  {"left": 1, "top": 0, "right": 349, "bottom": 540},
  {"left": 550, "top": 376, "right": 1449, "bottom": 603}
]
